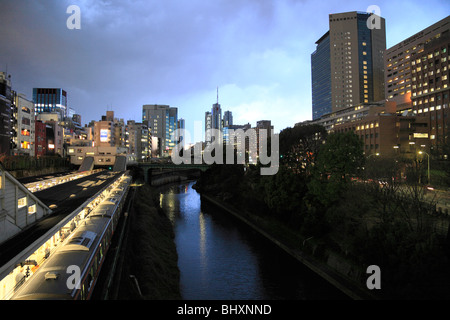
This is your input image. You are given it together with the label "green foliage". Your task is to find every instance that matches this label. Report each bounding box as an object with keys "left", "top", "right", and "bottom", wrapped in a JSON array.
[
  {"left": 307, "top": 131, "right": 364, "bottom": 207},
  {"left": 279, "top": 124, "right": 326, "bottom": 174},
  {"left": 262, "top": 165, "right": 307, "bottom": 223},
  {"left": 352, "top": 220, "right": 450, "bottom": 299}
]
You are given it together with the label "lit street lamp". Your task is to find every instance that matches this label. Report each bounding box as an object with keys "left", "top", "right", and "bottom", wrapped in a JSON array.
[
  {"left": 367, "top": 152, "right": 380, "bottom": 159},
  {"left": 418, "top": 151, "right": 430, "bottom": 185}
]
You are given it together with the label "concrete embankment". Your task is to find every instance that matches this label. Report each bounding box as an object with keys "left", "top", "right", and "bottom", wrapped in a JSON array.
[{"left": 200, "top": 193, "right": 379, "bottom": 300}]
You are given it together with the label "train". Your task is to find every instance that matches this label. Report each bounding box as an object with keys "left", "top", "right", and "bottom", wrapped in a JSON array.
[{"left": 10, "top": 175, "right": 132, "bottom": 300}]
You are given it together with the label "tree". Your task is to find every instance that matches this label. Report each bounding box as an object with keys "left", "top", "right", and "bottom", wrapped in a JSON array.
[
  {"left": 279, "top": 124, "right": 327, "bottom": 175},
  {"left": 307, "top": 131, "right": 364, "bottom": 207}
]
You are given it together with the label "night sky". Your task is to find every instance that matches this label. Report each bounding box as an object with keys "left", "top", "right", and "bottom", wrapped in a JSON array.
[{"left": 1, "top": 0, "right": 448, "bottom": 143}]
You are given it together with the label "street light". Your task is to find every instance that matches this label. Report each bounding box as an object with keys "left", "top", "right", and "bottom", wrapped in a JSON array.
[
  {"left": 367, "top": 152, "right": 380, "bottom": 159},
  {"left": 418, "top": 151, "right": 430, "bottom": 185}
]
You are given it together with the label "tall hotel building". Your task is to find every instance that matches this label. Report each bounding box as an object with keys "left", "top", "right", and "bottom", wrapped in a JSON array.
[
  {"left": 32, "top": 88, "right": 67, "bottom": 120},
  {"left": 311, "top": 11, "right": 386, "bottom": 119}
]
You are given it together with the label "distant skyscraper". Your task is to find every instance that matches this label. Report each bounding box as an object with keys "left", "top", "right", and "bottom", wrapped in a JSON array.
[
  {"left": 223, "top": 111, "right": 233, "bottom": 127},
  {"left": 205, "top": 88, "right": 224, "bottom": 145},
  {"left": 205, "top": 111, "right": 212, "bottom": 144},
  {"left": 212, "top": 103, "right": 222, "bottom": 131},
  {"left": 33, "top": 88, "right": 68, "bottom": 119},
  {"left": 312, "top": 11, "right": 386, "bottom": 117}
]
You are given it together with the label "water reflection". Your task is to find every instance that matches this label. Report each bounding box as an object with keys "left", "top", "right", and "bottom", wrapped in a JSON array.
[{"left": 157, "top": 181, "right": 347, "bottom": 300}]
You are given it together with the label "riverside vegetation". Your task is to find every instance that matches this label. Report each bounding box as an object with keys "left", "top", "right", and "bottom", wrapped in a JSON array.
[
  {"left": 193, "top": 124, "right": 450, "bottom": 299},
  {"left": 118, "top": 179, "right": 181, "bottom": 300}
]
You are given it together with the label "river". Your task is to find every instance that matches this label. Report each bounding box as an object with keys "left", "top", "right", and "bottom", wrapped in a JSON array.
[{"left": 157, "top": 181, "right": 348, "bottom": 300}]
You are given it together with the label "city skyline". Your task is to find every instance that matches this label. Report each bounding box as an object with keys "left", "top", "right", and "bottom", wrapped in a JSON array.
[{"left": 0, "top": 0, "right": 448, "bottom": 144}]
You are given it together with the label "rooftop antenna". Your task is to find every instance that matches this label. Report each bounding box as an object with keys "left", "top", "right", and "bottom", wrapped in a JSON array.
[{"left": 217, "top": 86, "right": 219, "bottom": 104}]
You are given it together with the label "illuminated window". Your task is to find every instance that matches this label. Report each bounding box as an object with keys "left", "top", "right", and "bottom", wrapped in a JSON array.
[
  {"left": 28, "top": 204, "right": 36, "bottom": 214},
  {"left": 18, "top": 197, "right": 27, "bottom": 208}
]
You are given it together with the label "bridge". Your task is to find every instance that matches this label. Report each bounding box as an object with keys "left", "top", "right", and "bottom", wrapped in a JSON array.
[{"left": 137, "top": 162, "right": 210, "bottom": 184}]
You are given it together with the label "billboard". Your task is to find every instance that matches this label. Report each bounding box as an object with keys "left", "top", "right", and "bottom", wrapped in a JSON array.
[{"left": 100, "top": 129, "right": 109, "bottom": 142}]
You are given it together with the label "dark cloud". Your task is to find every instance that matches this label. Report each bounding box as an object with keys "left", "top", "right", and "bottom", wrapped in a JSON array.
[{"left": 1, "top": 0, "right": 448, "bottom": 141}]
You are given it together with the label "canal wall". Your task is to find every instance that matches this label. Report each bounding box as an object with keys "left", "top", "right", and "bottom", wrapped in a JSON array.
[{"left": 200, "top": 193, "right": 379, "bottom": 300}]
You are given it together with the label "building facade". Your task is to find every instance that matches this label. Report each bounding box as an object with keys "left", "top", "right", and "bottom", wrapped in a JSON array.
[
  {"left": 332, "top": 101, "right": 429, "bottom": 158},
  {"left": 410, "top": 28, "right": 450, "bottom": 157},
  {"left": 0, "top": 72, "right": 12, "bottom": 155},
  {"left": 142, "top": 104, "right": 177, "bottom": 157},
  {"left": 223, "top": 111, "right": 233, "bottom": 127},
  {"left": 313, "top": 11, "right": 386, "bottom": 115},
  {"left": 32, "top": 88, "right": 67, "bottom": 119},
  {"left": 12, "top": 93, "right": 35, "bottom": 156},
  {"left": 385, "top": 15, "right": 450, "bottom": 109},
  {"left": 311, "top": 31, "right": 332, "bottom": 120}
]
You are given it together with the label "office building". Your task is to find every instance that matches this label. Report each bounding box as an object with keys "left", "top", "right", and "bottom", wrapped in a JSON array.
[
  {"left": 32, "top": 88, "right": 67, "bottom": 119},
  {"left": 312, "top": 32, "right": 332, "bottom": 120},
  {"left": 410, "top": 28, "right": 450, "bottom": 155},
  {"left": 142, "top": 104, "right": 178, "bottom": 157},
  {"left": 223, "top": 111, "right": 233, "bottom": 127},
  {"left": 312, "top": 11, "right": 386, "bottom": 116},
  {"left": 126, "top": 120, "right": 151, "bottom": 161},
  {"left": 385, "top": 15, "right": 450, "bottom": 109}
]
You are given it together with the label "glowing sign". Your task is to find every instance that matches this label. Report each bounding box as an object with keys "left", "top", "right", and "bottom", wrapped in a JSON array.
[
  {"left": 413, "top": 133, "right": 428, "bottom": 138},
  {"left": 100, "top": 129, "right": 108, "bottom": 142}
]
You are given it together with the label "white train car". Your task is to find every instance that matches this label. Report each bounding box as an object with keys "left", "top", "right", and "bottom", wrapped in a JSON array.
[{"left": 11, "top": 176, "right": 131, "bottom": 300}]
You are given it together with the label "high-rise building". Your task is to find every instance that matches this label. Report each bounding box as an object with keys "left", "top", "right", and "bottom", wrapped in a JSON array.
[
  {"left": 205, "top": 111, "right": 212, "bottom": 144},
  {"left": 142, "top": 104, "right": 177, "bottom": 157},
  {"left": 205, "top": 89, "right": 223, "bottom": 146},
  {"left": 223, "top": 111, "right": 233, "bottom": 127},
  {"left": 311, "top": 32, "right": 332, "bottom": 120},
  {"left": 385, "top": 15, "right": 450, "bottom": 110},
  {"left": 312, "top": 11, "right": 386, "bottom": 116},
  {"left": 212, "top": 102, "right": 222, "bottom": 132},
  {"left": 32, "top": 88, "right": 67, "bottom": 119}
]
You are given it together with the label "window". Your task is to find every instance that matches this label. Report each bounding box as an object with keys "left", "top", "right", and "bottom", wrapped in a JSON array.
[
  {"left": 28, "top": 204, "right": 36, "bottom": 214},
  {"left": 18, "top": 197, "right": 27, "bottom": 208}
]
